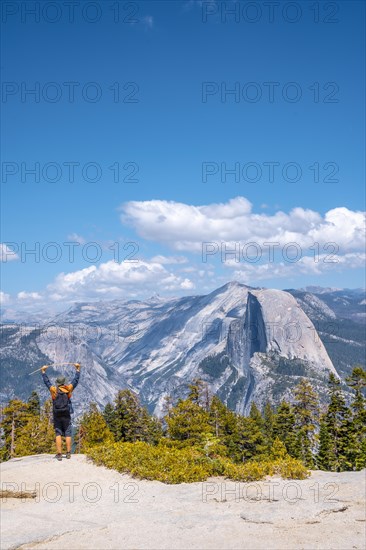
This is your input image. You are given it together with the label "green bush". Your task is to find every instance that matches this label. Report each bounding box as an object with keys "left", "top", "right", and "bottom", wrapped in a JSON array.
[
  {"left": 88, "top": 441, "right": 219, "bottom": 483},
  {"left": 87, "top": 440, "right": 309, "bottom": 484},
  {"left": 220, "top": 456, "right": 309, "bottom": 481},
  {"left": 267, "top": 457, "right": 310, "bottom": 479},
  {"left": 220, "top": 458, "right": 267, "bottom": 481}
]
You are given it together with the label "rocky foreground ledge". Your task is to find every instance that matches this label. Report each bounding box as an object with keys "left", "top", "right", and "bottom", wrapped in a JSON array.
[{"left": 1, "top": 454, "right": 365, "bottom": 550}]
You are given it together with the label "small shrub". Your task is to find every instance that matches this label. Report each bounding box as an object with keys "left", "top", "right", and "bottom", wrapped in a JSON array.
[
  {"left": 87, "top": 440, "right": 309, "bottom": 484},
  {"left": 267, "top": 457, "right": 310, "bottom": 480},
  {"left": 221, "top": 459, "right": 267, "bottom": 481}
]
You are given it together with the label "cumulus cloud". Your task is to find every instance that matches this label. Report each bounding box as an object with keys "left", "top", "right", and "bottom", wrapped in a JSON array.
[
  {"left": 3, "top": 197, "right": 364, "bottom": 312},
  {"left": 120, "top": 197, "right": 365, "bottom": 253},
  {"left": 180, "top": 278, "right": 195, "bottom": 289},
  {"left": 46, "top": 258, "right": 195, "bottom": 301},
  {"left": 0, "top": 291, "right": 10, "bottom": 304},
  {"left": 1, "top": 258, "right": 197, "bottom": 314},
  {"left": 1, "top": 253, "right": 200, "bottom": 314},
  {"left": 0, "top": 243, "right": 19, "bottom": 262}
]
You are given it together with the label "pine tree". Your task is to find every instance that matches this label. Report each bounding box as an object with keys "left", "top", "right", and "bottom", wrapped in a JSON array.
[
  {"left": 233, "top": 412, "right": 266, "bottom": 462},
  {"left": 0, "top": 397, "right": 55, "bottom": 460},
  {"left": 208, "top": 395, "right": 237, "bottom": 457},
  {"left": 141, "top": 411, "right": 164, "bottom": 445},
  {"left": 293, "top": 379, "right": 319, "bottom": 467},
  {"left": 162, "top": 395, "right": 174, "bottom": 419},
  {"left": 15, "top": 401, "right": 55, "bottom": 456},
  {"left": 188, "top": 378, "right": 209, "bottom": 408},
  {"left": 103, "top": 402, "right": 117, "bottom": 437},
  {"left": 27, "top": 391, "right": 41, "bottom": 416},
  {"left": 345, "top": 366, "right": 366, "bottom": 469},
  {"left": 0, "top": 399, "right": 33, "bottom": 459},
  {"left": 346, "top": 365, "right": 366, "bottom": 391},
  {"left": 249, "top": 402, "right": 263, "bottom": 426},
  {"left": 263, "top": 401, "right": 275, "bottom": 452},
  {"left": 166, "top": 398, "right": 212, "bottom": 444},
  {"left": 103, "top": 392, "right": 162, "bottom": 445},
  {"left": 317, "top": 414, "right": 331, "bottom": 470},
  {"left": 270, "top": 437, "right": 288, "bottom": 460},
  {"left": 112, "top": 389, "right": 154, "bottom": 443},
  {"left": 76, "top": 403, "right": 114, "bottom": 451},
  {"left": 273, "top": 401, "right": 299, "bottom": 458},
  {"left": 319, "top": 373, "right": 352, "bottom": 471},
  {"left": 36, "top": 401, "right": 56, "bottom": 453}
]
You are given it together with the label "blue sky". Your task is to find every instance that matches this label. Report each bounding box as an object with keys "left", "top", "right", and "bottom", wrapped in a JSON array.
[{"left": 1, "top": 0, "right": 365, "bottom": 312}]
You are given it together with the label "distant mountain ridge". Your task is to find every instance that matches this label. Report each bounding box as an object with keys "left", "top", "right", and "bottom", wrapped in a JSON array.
[
  {"left": 0, "top": 283, "right": 364, "bottom": 416},
  {"left": 286, "top": 287, "right": 365, "bottom": 380}
]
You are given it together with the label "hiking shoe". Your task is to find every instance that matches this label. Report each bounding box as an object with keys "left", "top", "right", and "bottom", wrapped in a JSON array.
[
  {"left": 55, "top": 453, "right": 62, "bottom": 461},
  {"left": 66, "top": 452, "right": 71, "bottom": 459}
]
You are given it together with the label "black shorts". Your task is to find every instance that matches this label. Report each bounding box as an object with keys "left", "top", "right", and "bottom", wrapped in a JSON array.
[{"left": 54, "top": 415, "right": 72, "bottom": 437}]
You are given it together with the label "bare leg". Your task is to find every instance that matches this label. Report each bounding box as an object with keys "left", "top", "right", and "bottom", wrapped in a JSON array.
[
  {"left": 55, "top": 435, "right": 62, "bottom": 454},
  {"left": 65, "top": 436, "right": 72, "bottom": 453}
]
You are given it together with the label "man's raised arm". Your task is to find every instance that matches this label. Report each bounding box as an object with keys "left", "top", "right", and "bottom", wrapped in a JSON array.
[
  {"left": 41, "top": 366, "right": 52, "bottom": 390},
  {"left": 70, "top": 363, "right": 81, "bottom": 390}
]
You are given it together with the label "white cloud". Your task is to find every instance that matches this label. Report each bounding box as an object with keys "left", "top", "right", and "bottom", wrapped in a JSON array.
[
  {"left": 180, "top": 278, "right": 195, "bottom": 290},
  {"left": 227, "top": 253, "right": 366, "bottom": 283},
  {"left": 3, "top": 197, "right": 364, "bottom": 312},
  {"left": 0, "top": 291, "right": 10, "bottom": 304},
  {"left": 120, "top": 197, "right": 365, "bottom": 254},
  {"left": 180, "top": 266, "right": 197, "bottom": 273},
  {"left": 17, "top": 291, "right": 42, "bottom": 300},
  {"left": 46, "top": 258, "right": 195, "bottom": 300},
  {"left": 66, "top": 233, "right": 86, "bottom": 245},
  {"left": 2, "top": 255, "right": 198, "bottom": 312},
  {"left": 0, "top": 243, "right": 19, "bottom": 262}
]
